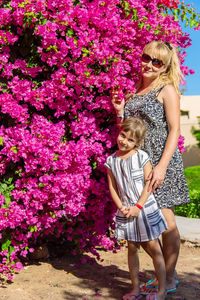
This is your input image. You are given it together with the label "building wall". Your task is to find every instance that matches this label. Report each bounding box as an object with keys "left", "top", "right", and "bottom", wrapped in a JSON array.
[{"left": 180, "top": 95, "right": 200, "bottom": 168}]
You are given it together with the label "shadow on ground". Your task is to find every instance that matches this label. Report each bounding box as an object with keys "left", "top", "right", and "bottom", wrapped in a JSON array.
[
  {"left": 48, "top": 247, "right": 200, "bottom": 300},
  {"left": 0, "top": 244, "right": 199, "bottom": 300}
]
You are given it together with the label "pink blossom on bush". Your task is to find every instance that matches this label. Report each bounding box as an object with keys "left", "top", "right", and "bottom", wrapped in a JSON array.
[{"left": 178, "top": 135, "right": 186, "bottom": 153}]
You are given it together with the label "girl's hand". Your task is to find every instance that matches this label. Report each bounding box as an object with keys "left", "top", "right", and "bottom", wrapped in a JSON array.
[
  {"left": 146, "top": 164, "right": 166, "bottom": 193},
  {"left": 125, "top": 206, "right": 140, "bottom": 218},
  {"left": 111, "top": 88, "right": 125, "bottom": 115},
  {"left": 119, "top": 205, "right": 129, "bottom": 216}
]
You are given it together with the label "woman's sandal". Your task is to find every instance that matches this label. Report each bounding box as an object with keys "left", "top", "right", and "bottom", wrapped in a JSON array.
[
  {"left": 140, "top": 285, "right": 177, "bottom": 296},
  {"left": 140, "top": 278, "right": 179, "bottom": 289}
]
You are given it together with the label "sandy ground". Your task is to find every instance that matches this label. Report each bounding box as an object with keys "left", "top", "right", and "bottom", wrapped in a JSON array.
[{"left": 0, "top": 242, "right": 199, "bottom": 300}]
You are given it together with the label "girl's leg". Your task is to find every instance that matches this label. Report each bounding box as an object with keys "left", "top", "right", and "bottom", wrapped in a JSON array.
[
  {"left": 123, "top": 241, "right": 141, "bottom": 299},
  {"left": 142, "top": 239, "right": 166, "bottom": 299},
  {"left": 161, "top": 207, "right": 180, "bottom": 290}
]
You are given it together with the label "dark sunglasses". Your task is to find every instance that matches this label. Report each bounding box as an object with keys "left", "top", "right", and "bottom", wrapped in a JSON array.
[{"left": 141, "top": 53, "right": 164, "bottom": 68}]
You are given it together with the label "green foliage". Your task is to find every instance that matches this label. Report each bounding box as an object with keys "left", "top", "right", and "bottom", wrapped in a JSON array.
[
  {"left": 192, "top": 117, "right": 200, "bottom": 148},
  {"left": 0, "top": 178, "right": 14, "bottom": 207},
  {"left": 184, "top": 165, "right": 200, "bottom": 190},
  {"left": 1, "top": 238, "right": 15, "bottom": 264},
  {"left": 175, "top": 166, "right": 200, "bottom": 218},
  {"left": 162, "top": 3, "right": 200, "bottom": 28},
  {"left": 175, "top": 189, "right": 200, "bottom": 218}
]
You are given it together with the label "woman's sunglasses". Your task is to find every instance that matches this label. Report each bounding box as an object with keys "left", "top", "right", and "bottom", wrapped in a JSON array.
[{"left": 141, "top": 53, "right": 164, "bottom": 68}]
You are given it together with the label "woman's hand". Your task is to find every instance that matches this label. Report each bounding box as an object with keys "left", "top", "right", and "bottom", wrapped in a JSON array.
[
  {"left": 146, "top": 164, "right": 166, "bottom": 193},
  {"left": 111, "top": 88, "right": 125, "bottom": 116}
]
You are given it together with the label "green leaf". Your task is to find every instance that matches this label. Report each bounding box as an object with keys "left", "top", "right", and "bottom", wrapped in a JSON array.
[
  {"left": 92, "top": 161, "right": 97, "bottom": 170},
  {"left": 124, "top": 1, "right": 129, "bottom": 10},
  {"left": 38, "top": 183, "right": 46, "bottom": 187},
  {"left": 2, "top": 239, "right": 11, "bottom": 251},
  {"left": 185, "top": 19, "right": 189, "bottom": 27},
  {"left": 8, "top": 246, "right": 15, "bottom": 255},
  {"left": 10, "top": 146, "right": 18, "bottom": 154},
  {"left": 84, "top": 71, "right": 90, "bottom": 78},
  {"left": 131, "top": 8, "right": 138, "bottom": 22},
  {"left": 181, "top": 12, "right": 186, "bottom": 22},
  {"left": 4, "top": 194, "right": 11, "bottom": 206},
  {"left": 66, "top": 29, "right": 74, "bottom": 37},
  {"left": 53, "top": 154, "right": 59, "bottom": 161},
  {"left": 190, "top": 19, "right": 196, "bottom": 28},
  {"left": 29, "top": 225, "right": 37, "bottom": 232}
]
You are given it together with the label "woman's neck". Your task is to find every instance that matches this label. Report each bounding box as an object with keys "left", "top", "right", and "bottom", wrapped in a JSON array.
[{"left": 141, "top": 77, "right": 159, "bottom": 90}]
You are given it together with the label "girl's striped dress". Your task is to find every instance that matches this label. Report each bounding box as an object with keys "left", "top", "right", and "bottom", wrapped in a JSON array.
[{"left": 105, "top": 149, "right": 168, "bottom": 242}]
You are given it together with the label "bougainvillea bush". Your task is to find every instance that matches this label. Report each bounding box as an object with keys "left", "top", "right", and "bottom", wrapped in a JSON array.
[{"left": 0, "top": 0, "right": 198, "bottom": 278}]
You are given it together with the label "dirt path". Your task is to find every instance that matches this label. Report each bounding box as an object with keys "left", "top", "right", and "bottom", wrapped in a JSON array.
[{"left": 0, "top": 243, "right": 199, "bottom": 300}]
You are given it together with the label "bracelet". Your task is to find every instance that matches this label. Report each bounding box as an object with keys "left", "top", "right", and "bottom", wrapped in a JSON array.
[{"left": 136, "top": 203, "right": 143, "bottom": 210}]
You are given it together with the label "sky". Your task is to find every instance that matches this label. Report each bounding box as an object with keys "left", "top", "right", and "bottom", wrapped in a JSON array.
[{"left": 180, "top": 0, "right": 200, "bottom": 95}]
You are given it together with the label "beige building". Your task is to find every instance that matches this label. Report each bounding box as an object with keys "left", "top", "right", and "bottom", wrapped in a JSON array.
[{"left": 180, "top": 95, "right": 200, "bottom": 168}]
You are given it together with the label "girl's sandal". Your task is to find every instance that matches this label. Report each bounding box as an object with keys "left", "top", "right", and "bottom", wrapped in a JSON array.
[
  {"left": 123, "top": 293, "right": 143, "bottom": 300},
  {"left": 146, "top": 294, "right": 158, "bottom": 300},
  {"left": 140, "top": 279, "right": 157, "bottom": 289},
  {"left": 140, "top": 286, "right": 158, "bottom": 296}
]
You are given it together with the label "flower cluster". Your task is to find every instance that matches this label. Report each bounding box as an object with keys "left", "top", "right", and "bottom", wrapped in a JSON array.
[
  {"left": 158, "top": 0, "right": 180, "bottom": 8},
  {"left": 0, "top": 0, "right": 196, "bottom": 278}
]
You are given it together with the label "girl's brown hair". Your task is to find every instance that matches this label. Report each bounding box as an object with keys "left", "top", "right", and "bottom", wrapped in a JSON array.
[{"left": 119, "top": 117, "right": 146, "bottom": 147}]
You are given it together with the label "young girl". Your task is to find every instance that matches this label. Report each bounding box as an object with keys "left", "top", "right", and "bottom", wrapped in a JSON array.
[{"left": 105, "top": 117, "right": 168, "bottom": 300}]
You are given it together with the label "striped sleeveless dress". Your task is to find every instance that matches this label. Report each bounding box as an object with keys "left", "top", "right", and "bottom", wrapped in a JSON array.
[{"left": 105, "top": 150, "right": 168, "bottom": 242}]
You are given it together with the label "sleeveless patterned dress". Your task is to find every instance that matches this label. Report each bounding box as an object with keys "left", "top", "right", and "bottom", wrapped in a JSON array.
[
  {"left": 105, "top": 150, "right": 168, "bottom": 242},
  {"left": 124, "top": 87, "right": 190, "bottom": 209}
]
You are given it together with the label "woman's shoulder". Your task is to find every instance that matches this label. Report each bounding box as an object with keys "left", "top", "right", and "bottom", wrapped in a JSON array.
[
  {"left": 159, "top": 84, "right": 179, "bottom": 103},
  {"left": 160, "top": 83, "right": 178, "bottom": 96}
]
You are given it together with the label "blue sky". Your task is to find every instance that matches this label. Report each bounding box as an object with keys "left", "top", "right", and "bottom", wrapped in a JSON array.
[{"left": 180, "top": 0, "right": 200, "bottom": 95}]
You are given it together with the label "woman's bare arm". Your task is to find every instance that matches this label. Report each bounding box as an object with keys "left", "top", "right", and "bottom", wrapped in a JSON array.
[{"left": 147, "top": 84, "right": 180, "bottom": 192}]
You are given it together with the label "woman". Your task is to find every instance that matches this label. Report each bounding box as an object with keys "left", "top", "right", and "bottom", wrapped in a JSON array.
[{"left": 112, "top": 40, "right": 190, "bottom": 295}]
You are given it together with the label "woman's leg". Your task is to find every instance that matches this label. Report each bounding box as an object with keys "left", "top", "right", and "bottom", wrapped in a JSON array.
[
  {"left": 142, "top": 239, "right": 166, "bottom": 300},
  {"left": 123, "top": 241, "right": 140, "bottom": 299},
  {"left": 140, "top": 207, "right": 180, "bottom": 292},
  {"left": 161, "top": 207, "right": 180, "bottom": 289}
]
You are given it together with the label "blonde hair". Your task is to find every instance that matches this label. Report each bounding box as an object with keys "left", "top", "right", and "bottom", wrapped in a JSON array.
[
  {"left": 119, "top": 117, "right": 146, "bottom": 147},
  {"left": 142, "top": 40, "right": 183, "bottom": 94}
]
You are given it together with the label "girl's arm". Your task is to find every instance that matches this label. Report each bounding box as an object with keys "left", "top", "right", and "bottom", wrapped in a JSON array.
[
  {"left": 147, "top": 84, "right": 180, "bottom": 192},
  {"left": 126, "top": 161, "right": 152, "bottom": 218},
  {"left": 107, "top": 168, "right": 128, "bottom": 215}
]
